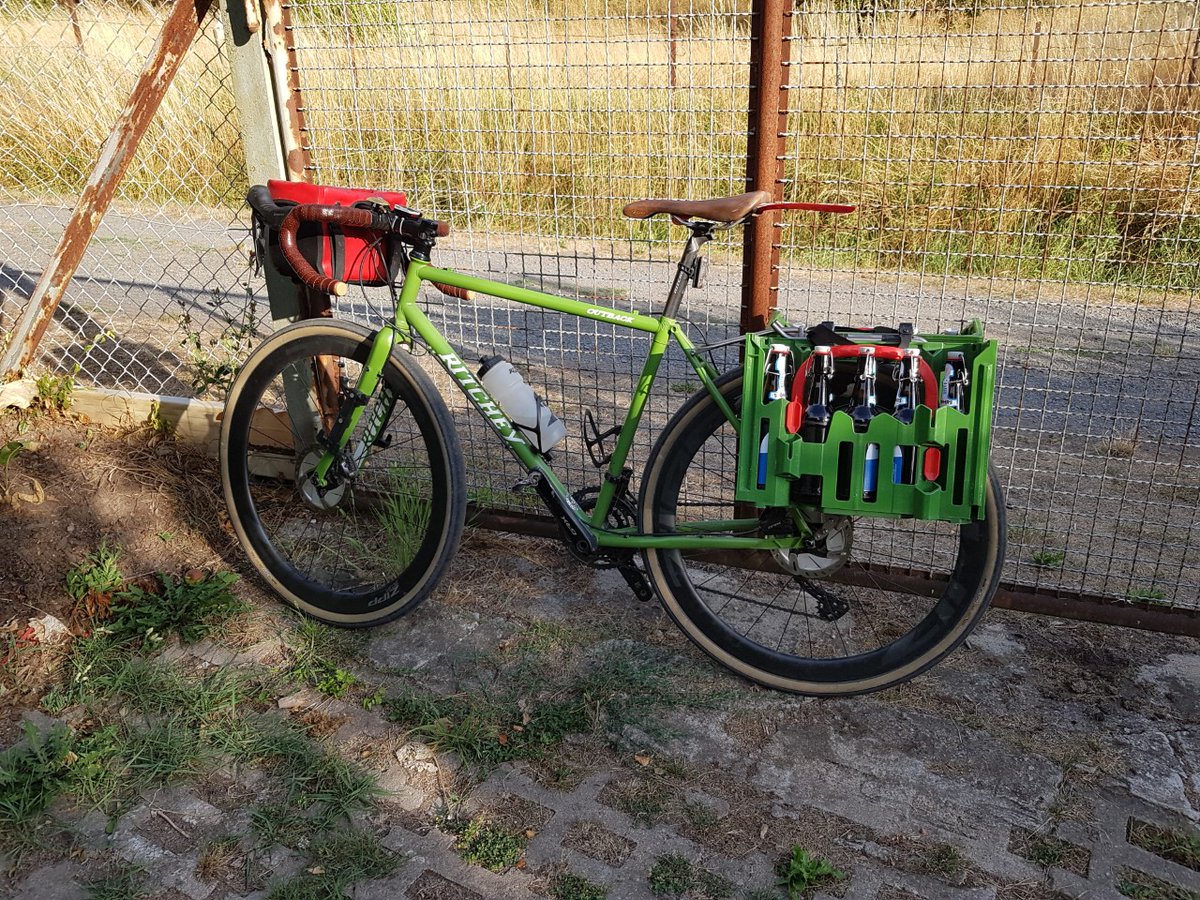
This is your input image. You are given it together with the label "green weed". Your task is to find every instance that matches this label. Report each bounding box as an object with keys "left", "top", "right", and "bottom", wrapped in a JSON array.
[
  {"left": 0, "top": 723, "right": 76, "bottom": 836},
  {"left": 551, "top": 871, "right": 608, "bottom": 900},
  {"left": 775, "top": 847, "right": 846, "bottom": 898},
  {"left": 1031, "top": 549, "right": 1067, "bottom": 569},
  {"left": 249, "top": 802, "right": 317, "bottom": 849},
  {"left": 377, "top": 466, "right": 433, "bottom": 571},
  {"left": 83, "top": 864, "right": 148, "bottom": 900},
  {"left": 0, "top": 439, "right": 27, "bottom": 466},
  {"left": 443, "top": 815, "right": 527, "bottom": 872},
  {"left": 286, "top": 618, "right": 360, "bottom": 698},
  {"left": 34, "top": 373, "right": 73, "bottom": 412},
  {"left": 913, "top": 843, "right": 966, "bottom": 877},
  {"left": 307, "top": 829, "right": 402, "bottom": 881},
  {"left": 65, "top": 540, "right": 124, "bottom": 604},
  {"left": 1125, "top": 588, "right": 1169, "bottom": 604},
  {"left": 103, "top": 570, "right": 246, "bottom": 646},
  {"left": 1116, "top": 867, "right": 1199, "bottom": 899},
  {"left": 386, "top": 642, "right": 731, "bottom": 775}
]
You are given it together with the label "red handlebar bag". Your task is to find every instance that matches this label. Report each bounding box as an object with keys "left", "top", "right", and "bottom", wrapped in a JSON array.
[{"left": 263, "top": 180, "right": 409, "bottom": 287}]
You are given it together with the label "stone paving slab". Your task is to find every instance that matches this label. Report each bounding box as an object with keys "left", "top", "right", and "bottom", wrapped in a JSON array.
[{"left": 4, "top": 547, "right": 1198, "bottom": 900}]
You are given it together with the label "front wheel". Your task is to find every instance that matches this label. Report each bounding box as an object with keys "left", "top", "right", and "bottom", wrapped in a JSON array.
[
  {"left": 640, "top": 370, "right": 1005, "bottom": 696},
  {"left": 221, "top": 321, "right": 466, "bottom": 626}
]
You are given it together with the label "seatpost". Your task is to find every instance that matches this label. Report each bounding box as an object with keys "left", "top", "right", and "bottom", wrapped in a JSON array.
[{"left": 662, "top": 221, "right": 714, "bottom": 318}]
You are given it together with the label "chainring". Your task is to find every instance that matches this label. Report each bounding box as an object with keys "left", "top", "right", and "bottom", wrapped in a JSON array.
[{"left": 571, "top": 487, "right": 637, "bottom": 568}]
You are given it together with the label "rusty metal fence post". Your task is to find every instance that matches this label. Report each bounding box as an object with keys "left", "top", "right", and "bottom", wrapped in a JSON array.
[
  {"left": 740, "top": 0, "right": 792, "bottom": 335},
  {"left": 0, "top": 0, "right": 214, "bottom": 379}
]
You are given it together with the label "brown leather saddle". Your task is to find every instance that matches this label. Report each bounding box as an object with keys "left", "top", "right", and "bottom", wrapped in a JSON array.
[{"left": 622, "top": 190, "right": 772, "bottom": 223}]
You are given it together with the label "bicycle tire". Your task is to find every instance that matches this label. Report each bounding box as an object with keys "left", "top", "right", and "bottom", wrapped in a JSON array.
[
  {"left": 221, "top": 320, "right": 466, "bottom": 626},
  {"left": 639, "top": 370, "right": 1004, "bottom": 696}
]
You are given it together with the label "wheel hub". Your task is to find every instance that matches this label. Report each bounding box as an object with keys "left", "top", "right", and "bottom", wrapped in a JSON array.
[
  {"left": 297, "top": 447, "right": 346, "bottom": 510},
  {"left": 772, "top": 515, "right": 853, "bottom": 577}
]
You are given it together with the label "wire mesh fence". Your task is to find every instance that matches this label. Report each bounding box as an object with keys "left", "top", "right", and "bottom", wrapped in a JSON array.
[
  {"left": 0, "top": 0, "right": 258, "bottom": 400},
  {"left": 0, "top": 0, "right": 1196, "bottom": 612}
]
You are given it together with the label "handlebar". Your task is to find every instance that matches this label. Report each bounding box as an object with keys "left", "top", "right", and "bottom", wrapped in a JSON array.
[{"left": 277, "top": 203, "right": 464, "bottom": 299}]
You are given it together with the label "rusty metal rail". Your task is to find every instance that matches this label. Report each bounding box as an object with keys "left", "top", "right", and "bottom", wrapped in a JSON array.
[{"left": 0, "top": 0, "right": 214, "bottom": 379}]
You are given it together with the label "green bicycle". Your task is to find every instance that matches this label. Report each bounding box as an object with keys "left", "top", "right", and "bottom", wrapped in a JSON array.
[{"left": 221, "top": 186, "right": 1005, "bottom": 696}]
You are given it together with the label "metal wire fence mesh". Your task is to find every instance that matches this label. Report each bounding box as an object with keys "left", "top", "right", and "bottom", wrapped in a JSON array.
[
  {"left": 0, "top": 0, "right": 259, "bottom": 400},
  {"left": 774, "top": 0, "right": 1200, "bottom": 607},
  {"left": 1, "top": 0, "right": 1196, "bottom": 612}
]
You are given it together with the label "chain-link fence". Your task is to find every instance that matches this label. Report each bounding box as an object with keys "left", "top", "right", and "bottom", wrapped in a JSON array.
[
  {"left": 0, "top": 0, "right": 258, "bottom": 399},
  {"left": 1, "top": 0, "right": 1197, "bottom": 613}
]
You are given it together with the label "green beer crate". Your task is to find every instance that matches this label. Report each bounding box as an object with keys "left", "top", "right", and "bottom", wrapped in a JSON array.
[{"left": 735, "top": 322, "right": 997, "bottom": 523}]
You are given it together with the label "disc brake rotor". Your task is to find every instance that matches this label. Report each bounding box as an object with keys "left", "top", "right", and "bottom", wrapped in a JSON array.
[
  {"left": 297, "top": 447, "right": 346, "bottom": 511},
  {"left": 772, "top": 515, "right": 853, "bottom": 577}
]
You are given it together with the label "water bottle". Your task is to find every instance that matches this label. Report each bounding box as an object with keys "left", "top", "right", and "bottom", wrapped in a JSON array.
[{"left": 478, "top": 356, "right": 567, "bottom": 453}]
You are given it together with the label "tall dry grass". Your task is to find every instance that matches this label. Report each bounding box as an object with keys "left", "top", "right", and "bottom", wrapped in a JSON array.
[
  {"left": 0, "top": 0, "right": 1196, "bottom": 289},
  {"left": 0, "top": 3, "right": 243, "bottom": 208}
]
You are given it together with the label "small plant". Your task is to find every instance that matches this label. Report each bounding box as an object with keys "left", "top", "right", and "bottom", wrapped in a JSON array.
[
  {"left": 0, "top": 440, "right": 27, "bottom": 466},
  {"left": 65, "top": 539, "right": 124, "bottom": 605},
  {"left": 145, "top": 400, "right": 174, "bottom": 437},
  {"left": 1031, "top": 549, "right": 1066, "bottom": 569},
  {"left": 286, "top": 619, "right": 361, "bottom": 698},
  {"left": 0, "top": 722, "right": 76, "bottom": 834},
  {"left": 84, "top": 864, "right": 148, "bottom": 900},
  {"left": 913, "top": 842, "right": 965, "bottom": 877},
  {"left": 1127, "top": 819, "right": 1200, "bottom": 872},
  {"left": 104, "top": 570, "right": 246, "bottom": 646},
  {"left": 444, "top": 816, "right": 527, "bottom": 872},
  {"left": 775, "top": 847, "right": 845, "bottom": 898},
  {"left": 1116, "top": 866, "right": 1198, "bottom": 899},
  {"left": 1124, "top": 587, "right": 1168, "bottom": 604},
  {"left": 361, "top": 686, "right": 386, "bottom": 710},
  {"left": 550, "top": 871, "right": 608, "bottom": 900},
  {"left": 34, "top": 373, "right": 73, "bottom": 412},
  {"left": 649, "top": 854, "right": 693, "bottom": 896}
]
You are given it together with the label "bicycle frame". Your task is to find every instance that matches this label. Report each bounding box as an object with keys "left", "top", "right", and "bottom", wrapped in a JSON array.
[{"left": 316, "top": 255, "right": 811, "bottom": 554}]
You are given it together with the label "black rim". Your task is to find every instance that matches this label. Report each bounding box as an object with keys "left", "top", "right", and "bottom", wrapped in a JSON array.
[
  {"left": 226, "top": 332, "right": 451, "bottom": 616},
  {"left": 648, "top": 375, "right": 995, "bottom": 687}
]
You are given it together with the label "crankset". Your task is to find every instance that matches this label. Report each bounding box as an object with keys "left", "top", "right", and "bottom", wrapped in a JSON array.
[{"left": 572, "top": 485, "right": 655, "bottom": 603}]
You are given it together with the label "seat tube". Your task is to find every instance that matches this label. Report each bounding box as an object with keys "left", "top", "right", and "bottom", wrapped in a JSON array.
[{"left": 591, "top": 317, "right": 674, "bottom": 525}]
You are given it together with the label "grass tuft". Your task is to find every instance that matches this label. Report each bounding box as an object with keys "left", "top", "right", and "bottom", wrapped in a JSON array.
[
  {"left": 551, "top": 871, "right": 609, "bottom": 900},
  {"left": 442, "top": 815, "right": 527, "bottom": 872},
  {"left": 775, "top": 846, "right": 846, "bottom": 898},
  {"left": 1127, "top": 820, "right": 1200, "bottom": 873}
]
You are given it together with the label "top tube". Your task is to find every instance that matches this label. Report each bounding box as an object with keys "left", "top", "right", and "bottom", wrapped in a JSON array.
[{"left": 407, "top": 260, "right": 664, "bottom": 335}]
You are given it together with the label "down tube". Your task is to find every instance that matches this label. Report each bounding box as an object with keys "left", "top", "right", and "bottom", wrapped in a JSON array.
[{"left": 396, "top": 286, "right": 547, "bottom": 477}]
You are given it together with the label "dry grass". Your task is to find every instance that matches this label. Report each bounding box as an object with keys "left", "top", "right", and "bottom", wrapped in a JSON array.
[{"left": 1, "top": 0, "right": 1197, "bottom": 290}]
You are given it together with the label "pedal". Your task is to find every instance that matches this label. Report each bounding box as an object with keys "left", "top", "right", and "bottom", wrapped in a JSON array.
[
  {"left": 583, "top": 409, "right": 621, "bottom": 468},
  {"left": 618, "top": 561, "right": 655, "bottom": 603}
]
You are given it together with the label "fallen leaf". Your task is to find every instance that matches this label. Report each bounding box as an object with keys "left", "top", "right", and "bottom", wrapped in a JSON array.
[
  {"left": 515, "top": 859, "right": 526, "bottom": 870},
  {"left": 524, "top": 829, "right": 536, "bottom": 839},
  {"left": 307, "top": 866, "right": 325, "bottom": 875},
  {"left": 634, "top": 753, "right": 652, "bottom": 766},
  {"left": 759, "top": 824, "right": 769, "bottom": 839},
  {"left": 497, "top": 733, "right": 509, "bottom": 746}
]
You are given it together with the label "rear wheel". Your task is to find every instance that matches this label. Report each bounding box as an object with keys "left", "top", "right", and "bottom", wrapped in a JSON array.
[
  {"left": 221, "top": 321, "right": 465, "bottom": 626},
  {"left": 640, "top": 370, "right": 1004, "bottom": 695}
]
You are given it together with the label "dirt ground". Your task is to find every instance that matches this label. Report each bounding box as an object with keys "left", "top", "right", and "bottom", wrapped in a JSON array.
[{"left": 2, "top": 403, "right": 1199, "bottom": 900}]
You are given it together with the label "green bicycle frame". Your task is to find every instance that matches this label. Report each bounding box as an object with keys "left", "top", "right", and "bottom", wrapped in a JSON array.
[{"left": 320, "top": 255, "right": 807, "bottom": 554}]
